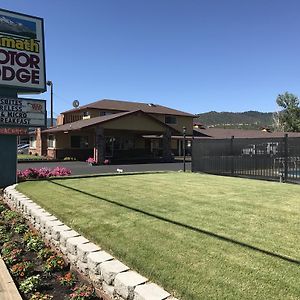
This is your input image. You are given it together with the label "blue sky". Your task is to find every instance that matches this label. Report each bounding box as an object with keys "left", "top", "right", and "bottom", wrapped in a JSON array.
[{"left": 2, "top": 0, "right": 300, "bottom": 116}]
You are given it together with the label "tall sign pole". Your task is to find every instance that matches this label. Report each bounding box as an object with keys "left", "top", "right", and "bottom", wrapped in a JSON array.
[{"left": 0, "top": 8, "right": 46, "bottom": 188}]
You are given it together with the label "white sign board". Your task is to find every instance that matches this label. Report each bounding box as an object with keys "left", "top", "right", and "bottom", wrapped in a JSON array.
[
  {"left": 0, "top": 97, "right": 46, "bottom": 127},
  {"left": 0, "top": 9, "right": 45, "bottom": 92}
]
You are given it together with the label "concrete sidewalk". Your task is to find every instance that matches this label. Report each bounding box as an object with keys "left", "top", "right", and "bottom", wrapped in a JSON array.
[{"left": 0, "top": 257, "right": 22, "bottom": 300}]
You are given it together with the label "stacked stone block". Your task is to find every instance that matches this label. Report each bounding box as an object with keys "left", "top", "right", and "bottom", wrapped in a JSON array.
[{"left": 3, "top": 185, "right": 179, "bottom": 300}]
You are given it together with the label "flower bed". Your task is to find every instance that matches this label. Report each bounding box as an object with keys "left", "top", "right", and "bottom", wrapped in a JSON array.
[
  {"left": 17, "top": 167, "right": 72, "bottom": 182},
  {"left": 0, "top": 198, "right": 98, "bottom": 300}
]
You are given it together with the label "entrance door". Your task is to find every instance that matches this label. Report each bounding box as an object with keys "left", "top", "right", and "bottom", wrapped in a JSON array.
[{"left": 105, "top": 137, "right": 114, "bottom": 157}]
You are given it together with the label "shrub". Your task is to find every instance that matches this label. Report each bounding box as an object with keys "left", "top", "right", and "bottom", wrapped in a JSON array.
[
  {"left": 64, "top": 157, "right": 76, "bottom": 161},
  {"left": 14, "top": 223, "right": 29, "bottom": 234},
  {"left": 2, "top": 248, "right": 23, "bottom": 266},
  {"left": 17, "top": 167, "right": 71, "bottom": 181},
  {"left": 30, "top": 292, "right": 53, "bottom": 300},
  {"left": 1, "top": 241, "right": 21, "bottom": 254},
  {"left": 44, "top": 255, "right": 65, "bottom": 272},
  {"left": 24, "top": 233, "right": 45, "bottom": 252},
  {"left": 69, "top": 284, "right": 95, "bottom": 300},
  {"left": 86, "top": 157, "right": 96, "bottom": 165},
  {"left": 0, "top": 227, "right": 11, "bottom": 244},
  {"left": 2, "top": 210, "right": 19, "bottom": 222},
  {"left": 10, "top": 260, "right": 34, "bottom": 278},
  {"left": 50, "top": 167, "right": 71, "bottom": 177},
  {"left": 19, "top": 275, "right": 42, "bottom": 294},
  {"left": 58, "top": 272, "right": 77, "bottom": 287},
  {"left": 0, "top": 204, "right": 7, "bottom": 213},
  {"left": 37, "top": 248, "right": 55, "bottom": 260}
]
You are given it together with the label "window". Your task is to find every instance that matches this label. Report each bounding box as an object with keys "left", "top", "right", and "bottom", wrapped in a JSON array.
[
  {"left": 99, "top": 111, "right": 113, "bottom": 116},
  {"left": 29, "top": 136, "right": 36, "bottom": 148},
  {"left": 165, "top": 115, "right": 177, "bottom": 124},
  {"left": 48, "top": 134, "right": 55, "bottom": 148},
  {"left": 71, "top": 136, "right": 89, "bottom": 148},
  {"left": 83, "top": 111, "right": 89, "bottom": 117}
]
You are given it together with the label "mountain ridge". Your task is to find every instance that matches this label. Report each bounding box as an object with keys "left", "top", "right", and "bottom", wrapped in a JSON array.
[{"left": 195, "top": 111, "right": 274, "bottom": 129}]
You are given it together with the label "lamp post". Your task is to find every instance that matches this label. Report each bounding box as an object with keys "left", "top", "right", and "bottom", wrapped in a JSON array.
[
  {"left": 183, "top": 126, "right": 186, "bottom": 172},
  {"left": 46, "top": 80, "right": 53, "bottom": 127}
]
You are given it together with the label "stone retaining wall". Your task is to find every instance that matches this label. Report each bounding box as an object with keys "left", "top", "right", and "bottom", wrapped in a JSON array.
[{"left": 3, "top": 184, "right": 179, "bottom": 300}]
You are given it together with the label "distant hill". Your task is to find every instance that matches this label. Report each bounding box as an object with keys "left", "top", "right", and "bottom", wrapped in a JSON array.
[{"left": 196, "top": 111, "right": 273, "bottom": 130}]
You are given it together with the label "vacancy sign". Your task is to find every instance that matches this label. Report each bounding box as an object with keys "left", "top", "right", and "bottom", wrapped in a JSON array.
[
  {"left": 0, "top": 127, "right": 28, "bottom": 135},
  {"left": 0, "top": 9, "right": 46, "bottom": 92},
  {"left": 0, "top": 97, "right": 46, "bottom": 127}
]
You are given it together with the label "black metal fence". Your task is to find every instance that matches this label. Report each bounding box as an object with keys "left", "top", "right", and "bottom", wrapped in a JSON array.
[{"left": 192, "top": 135, "right": 300, "bottom": 183}]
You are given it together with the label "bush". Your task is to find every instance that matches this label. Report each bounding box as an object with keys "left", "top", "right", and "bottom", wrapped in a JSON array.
[
  {"left": 44, "top": 255, "right": 65, "bottom": 273},
  {"left": 69, "top": 284, "right": 95, "bottom": 300},
  {"left": 17, "top": 167, "right": 72, "bottom": 181},
  {"left": 64, "top": 157, "right": 77, "bottom": 161},
  {"left": 19, "top": 275, "right": 42, "bottom": 294},
  {"left": 37, "top": 248, "right": 55, "bottom": 260},
  {"left": 0, "top": 227, "right": 12, "bottom": 244},
  {"left": 86, "top": 157, "right": 96, "bottom": 165},
  {"left": 2, "top": 248, "right": 23, "bottom": 266},
  {"left": 10, "top": 260, "right": 34, "bottom": 278},
  {"left": 30, "top": 292, "right": 53, "bottom": 300},
  {"left": 58, "top": 272, "right": 77, "bottom": 287},
  {"left": 2, "top": 210, "right": 19, "bottom": 222},
  {"left": 23, "top": 232, "right": 45, "bottom": 252},
  {"left": 0, "top": 204, "right": 7, "bottom": 213},
  {"left": 14, "top": 223, "right": 29, "bottom": 234}
]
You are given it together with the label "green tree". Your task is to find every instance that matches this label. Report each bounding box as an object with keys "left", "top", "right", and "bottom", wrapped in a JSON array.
[{"left": 274, "top": 92, "right": 300, "bottom": 132}]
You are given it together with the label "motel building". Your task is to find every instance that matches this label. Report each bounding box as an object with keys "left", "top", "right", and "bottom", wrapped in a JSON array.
[{"left": 29, "top": 99, "right": 194, "bottom": 163}]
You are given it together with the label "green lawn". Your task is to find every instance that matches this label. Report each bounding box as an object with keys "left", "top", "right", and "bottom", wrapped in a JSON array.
[{"left": 17, "top": 173, "right": 300, "bottom": 300}]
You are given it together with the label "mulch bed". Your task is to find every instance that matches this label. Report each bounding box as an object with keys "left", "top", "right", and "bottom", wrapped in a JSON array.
[{"left": 0, "top": 193, "right": 100, "bottom": 300}]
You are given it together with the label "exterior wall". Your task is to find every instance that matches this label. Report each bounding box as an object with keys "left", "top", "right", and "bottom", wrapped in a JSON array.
[
  {"left": 47, "top": 148, "right": 56, "bottom": 159},
  {"left": 102, "top": 112, "right": 169, "bottom": 132},
  {"left": 61, "top": 108, "right": 193, "bottom": 134},
  {"left": 150, "top": 114, "right": 193, "bottom": 135},
  {"left": 56, "top": 115, "right": 64, "bottom": 126},
  {"left": 51, "top": 131, "right": 94, "bottom": 149},
  {"left": 44, "top": 107, "right": 192, "bottom": 161},
  {"left": 29, "top": 128, "right": 42, "bottom": 156},
  {"left": 63, "top": 109, "right": 122, "bottom": 124},
  {"left": 135, "top": 138, "right": 145, "bottom": 148}
]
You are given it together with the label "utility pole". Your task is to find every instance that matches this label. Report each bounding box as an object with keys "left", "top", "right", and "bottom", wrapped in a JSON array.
[
  {"left": 47, "top": 81, "right": 53, "bottom": 127},
  {"left": 183, "top": 126, "right": 186, "bottom": 172}
]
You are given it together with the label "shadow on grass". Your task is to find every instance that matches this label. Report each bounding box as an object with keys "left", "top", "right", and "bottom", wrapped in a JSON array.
[{"left": 50, "top": 180, "right": 300, "bottom": 266}]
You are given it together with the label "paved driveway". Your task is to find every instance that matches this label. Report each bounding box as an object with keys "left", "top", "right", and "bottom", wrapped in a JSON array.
[{"left": 17, "top": 161, "right": 191, "bottom": 176}]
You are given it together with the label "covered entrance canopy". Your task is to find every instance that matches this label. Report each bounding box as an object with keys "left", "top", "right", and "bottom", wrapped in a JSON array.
[{"left": 43, "top": 110, "right": 180, "bottom": 163}]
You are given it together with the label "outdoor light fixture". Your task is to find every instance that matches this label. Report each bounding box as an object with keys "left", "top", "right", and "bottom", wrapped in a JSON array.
[
  {"left": 46, "top": 80, "right": 54, "bottom": 127},
  {"left": 183, "top": 126, "right": 186, "bottom": 172}
]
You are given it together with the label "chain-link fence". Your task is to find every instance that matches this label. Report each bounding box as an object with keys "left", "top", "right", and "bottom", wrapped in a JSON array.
[{"left": 192, "top": 135, "right": 300, "bottom": 183}]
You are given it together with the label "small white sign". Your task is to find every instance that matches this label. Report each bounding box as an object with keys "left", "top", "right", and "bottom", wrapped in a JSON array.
[
  {"left": 0, "top": 9, "right": 45, "bottom": 92},
  {"left": 0, "top": 97, "right": 46, "bottom": 127}
]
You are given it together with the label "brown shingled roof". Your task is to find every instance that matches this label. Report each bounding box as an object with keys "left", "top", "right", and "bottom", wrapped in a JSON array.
[
  {"left": 43, "top": 110, "right": 180, "bottom": 134},
  {"left": 62, "top": 99, "right": 194, "bottom": 117},
  {"left": 194, "top": 127, "right": 300, "bottom": 139}
]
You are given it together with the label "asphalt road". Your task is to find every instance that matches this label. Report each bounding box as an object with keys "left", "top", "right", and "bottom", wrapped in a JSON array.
[{"left": 17, "top": 161, "right": 191, "bottom": 176}]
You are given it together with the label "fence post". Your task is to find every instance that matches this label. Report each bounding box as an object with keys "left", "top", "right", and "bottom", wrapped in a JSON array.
[
  {"left": 230, "top": 136, "right": 234, "bottom": 176},
  {"left": 284, "top": 134, "right": 288, "bottom": 182}
]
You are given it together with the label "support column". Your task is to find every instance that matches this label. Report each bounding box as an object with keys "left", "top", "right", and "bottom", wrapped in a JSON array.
[
  {"left": 0, "top": 88, "right": 18, "bottom": 188},
  {"left": 162, "top": 129, "right": 173, "bottom": 162},
  {"left": 94, "top": 126, "right": 105, "bottom": 164}
]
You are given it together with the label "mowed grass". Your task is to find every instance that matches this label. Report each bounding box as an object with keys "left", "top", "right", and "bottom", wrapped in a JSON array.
[{"left": 17, "top": 173, "right": 300, "bottom": 300}]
